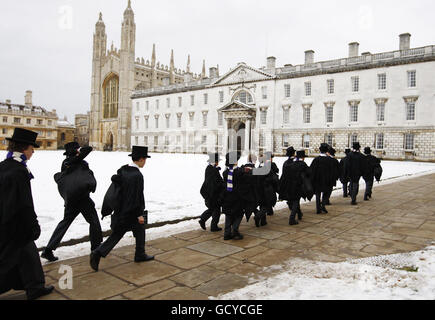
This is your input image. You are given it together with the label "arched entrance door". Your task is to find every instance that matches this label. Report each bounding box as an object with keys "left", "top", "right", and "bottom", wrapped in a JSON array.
[
  {"left": 234, "top": 122, "right": 246, "bottom": 153},
  {"left": 105, "top": 132, "right": 113, "bottom": 151}
]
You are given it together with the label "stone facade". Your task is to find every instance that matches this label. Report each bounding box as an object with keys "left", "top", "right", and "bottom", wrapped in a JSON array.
[
  {"left": 89, "top": 1, "right": 205, "bottom": 151},
  {"left": 75, "top": 113, "right": 90, "bottom": 146},
  {"left": 57, "top": 117, "right": 76, "bottom": 149},
  {"left": 0, "top": 91, "right": 58, "bottom": 150},
  {"left": 131, "top": 33, "right": 435, "bottom": 161}
]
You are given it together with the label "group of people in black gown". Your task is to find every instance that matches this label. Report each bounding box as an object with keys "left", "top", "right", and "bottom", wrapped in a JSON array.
[{"left": 199, "top": 142, "right": 382, "bottom": 239}]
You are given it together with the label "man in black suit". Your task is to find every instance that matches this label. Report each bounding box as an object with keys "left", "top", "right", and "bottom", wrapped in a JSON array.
[
  {"left": 41, "top": 142, "right": 102, "bottom": 262},
  {"left": 0, "top": 128, "right": 54, "bottom": 300},
  {"left": 344, "top": 142, "right": 367, "bottom": 205},
  {"left": 311, "top": 143, "right": 335, "bottom": 214},
  {"left": 90, "top": 146, "right": 154, "bottom": 271},
  {"left": 363, "top": 147, "right": 381, "bottom": 201}
]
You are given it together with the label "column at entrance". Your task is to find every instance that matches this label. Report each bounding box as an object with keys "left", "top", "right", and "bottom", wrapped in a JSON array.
[
  {"left": 222, "top": 118, "right": 229, "bottom": 154},
  {"left": 244, "top": 119, "right": 251, "bottom": 154}
]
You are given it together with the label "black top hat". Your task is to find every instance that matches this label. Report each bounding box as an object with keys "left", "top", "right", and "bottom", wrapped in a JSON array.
[
  {"left": 129, "top": 146, "right": 151, "bottom": 158},
  {"left": 63, "top": 142, "right": 80, "bottom": 156},
  {"left": 296, "top": 150, "right": 306, "bottom": 158},
  {"left": 319, "top": 143, "right": 329, "bottom": 153},
  {"left": 286, "top": 147, "right": 296, "bottom": 157},
  {"left": 328, "top": 146, "right": 336, "bottom": 156},
  {"left": 207, "top": 153, "right": 221, "bottom": 163},
  {"left": 353, "top": 142, "right": 361, "bottom": 150},
  {"left": 6, "top": 128, "right": 40, "bottom": 148},
  {"left": 345, "top": 148, "right": 351, "bottom": 155},
  {"left": 225, "top": 151, "right": 241, "bottom": 167},
  {"left": 364, "top": 147, "right": 372, "bottom": 155}
]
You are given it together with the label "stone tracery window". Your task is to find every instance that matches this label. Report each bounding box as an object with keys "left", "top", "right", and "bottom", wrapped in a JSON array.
[
  {"left": 233, "top": 90, "right": 253, "bottom": 104},
  {"left": 103, "top": 74, "right": 119, "bottom": 119}
]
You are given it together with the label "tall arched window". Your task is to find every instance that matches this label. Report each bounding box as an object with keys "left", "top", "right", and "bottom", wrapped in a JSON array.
[
  {"left": 232, "top": 90, "right": 253, "bottom": 104},
  {"left": 102, "top": 73, "right": 119, "bottom": 119}
]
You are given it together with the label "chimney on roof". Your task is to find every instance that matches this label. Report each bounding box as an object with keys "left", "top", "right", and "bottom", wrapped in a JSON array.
[
  {"left": 349, "top": 42, "right": 359, "bottom": 57},
  {"left": 25, "top": 90, "right": 32, "bottom": 107},
  {"left": 400, "top": 33, "right": 411, "bottom": 50},
  {"left": 305, "top": 50, "right": 314, "bottom": 65},
  {"left": 209, "top": 67, "right": 218, "bottom": 79},
  {"left": 267, "top": 56, "right": 276, "bottom": 69}
]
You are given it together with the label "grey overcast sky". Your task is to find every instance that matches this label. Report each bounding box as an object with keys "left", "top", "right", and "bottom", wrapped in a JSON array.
[{"left": 0, "top": 0, "right": 434, "bottom": 122}]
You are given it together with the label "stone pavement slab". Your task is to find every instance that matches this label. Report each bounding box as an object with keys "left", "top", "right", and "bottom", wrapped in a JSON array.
[
  {"left": 156, "top": 248, "right": 217, "bottom": 269},
  {"left": 187, "top": 240, "right": 243, "bottom": 257}
]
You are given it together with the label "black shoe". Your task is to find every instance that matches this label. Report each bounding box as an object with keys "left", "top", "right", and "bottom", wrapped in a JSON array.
[
  {"left": 90, "top": 251, "right": 101, "bottom": 272},
  {"left": 260, "top": 221, "right": 268, "bottom": 227},
  {"left": 199, "top": 220, "right": 206, "bottom": 231},
  {"left": 316, "top": 210, "right": 322, "bottom": 215},
  {"left": 343, "top": 195, "right": 348, "bottom": 198},
  {"left": 134, "top": 254, "right": 154, "bottom": 263},
  {"left": 351, "top": 201, "right": 357, "bottom": 206},
  {"left": 325, "top": 201, "right": 331, "bottom": 206},
  {"left": 289, "top": 220, "right": 299, "bottom": 226},
  {"left": 224, "top": 235, "right": 233, "bottom": 241},
  {"left": 232, "top": 233, "right": 244, "bottom": 240},
  {"left": 298, "top": 212, "right": 303, "bottom": 220},
  {"left": 210, "top": 226, "right": 223, "bottom": 232},
  {"left": 41, "top": 248, "right": 59, "bottom": 262},
  {"left": 364, "top": 197, "right": 369, "bottom": 201},
  {"left": 322, "top": 206, "right": 328, "bottom": 214},
  {"left": 27, "top": 285, "right": 54, "bottom": 300},
  {"left": 254, "top": 217, "right": 260, "bottom": 228}
]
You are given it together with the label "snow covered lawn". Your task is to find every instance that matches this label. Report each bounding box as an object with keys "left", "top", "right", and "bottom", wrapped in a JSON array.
[{"left": 1, "top": 150, "right": 435, "bottom": 254}]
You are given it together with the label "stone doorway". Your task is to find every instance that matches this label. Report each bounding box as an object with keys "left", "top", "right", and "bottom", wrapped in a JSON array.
[{"left": 105, "top": 132, "right": 113, "bottom": 151}]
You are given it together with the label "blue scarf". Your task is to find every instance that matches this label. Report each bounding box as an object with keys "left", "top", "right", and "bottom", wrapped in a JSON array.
[
  {"left": 227, "top": 165, "right": 234, "bottom": 192},
  {"left": 7, "top": 151, "right": 34, "bottom": 180}
]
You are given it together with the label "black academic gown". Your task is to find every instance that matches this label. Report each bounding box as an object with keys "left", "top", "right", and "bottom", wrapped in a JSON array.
[
  {"left": 0, "top": 159, "right": 41, "bottom": 290},
  {"left": 310, "top": 155, "right": 335, "bottom": 193},
  {"left": 200, "top": 165, "right": 224, "bottom": 209},
  {"left": 221, "top": 167, "right": 249, "bottom": 216},
  {"left": 344, "top": 151, "right": 367, "bottom": 183},
  {"left": 258, "top": 162, "right": 279, "bottom": 207}
]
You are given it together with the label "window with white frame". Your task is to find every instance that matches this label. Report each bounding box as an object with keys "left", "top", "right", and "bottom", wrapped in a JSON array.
[
  {"left": 190, "top": 95, "right": 195, "bottom": 106},
  {"left": 283, "top": 108, "right": 290, "bottom": 124},
  {"left": 304, "top": 82, "right": 311, "bottom": 96},
  {"left": 166, "top": 115, "right": 170, "bottom": 128},
  {"left": 284, "top": 84, "right": 291, "bottom": 98},
  {"left": 376, "top": 102, "right": 385, "bottom": 122},
  {"left": 349, "top": 134, "right": 358, "bottom": 147},
  {"left": 201, "top": 135, "right": 207, "bottom": 145},
  {"left": 154, "top": 136, "right": 159, "bottom": 146},
  {"left": 407, "top": 71, "right": 416, "bottom": 88},
  {"left": 167, "top": 98, "right": 170, "bottom": 108},
  {"left": 189, "top": 134, "right": 194, "bottom": 146},
  {"left": 155, "top": 116, "right": 159, "bottom": 129},
  {"left": 144, "top": 117, "right": 149, "bottom": 129},
  {"left": 144, "top": 136, "right": 148, "bottom": 145},
  {"left": 218, "top": 112, "right": 223, "bottom": 126},
  {"left": 282, "top": 134, "right": 289, "bottom": 148},
  {"left": 406, "top": 102, "right": 416, "bottom": 121},
  {"left": 234, "top": 91, "right": 253, "bottom": 104},
  {"left": 176, "top": 135, "right": 181, "bottom": 145},
  {"left": 325, "top": 134, "right": 333, "bottom": 146},
  {"left": 189, "top": 112, "right": 195, "bottom": 125},
  {"left": 351, "top": 76, "right": 359, "bottom": 92},
  {"left": 177, "top": 114, "right": 182, "bottom": 128},
  {"left": 327, "top": 79, "right": 334, "bottom": 94},
  {"left": 375, "top": 133, "right": 384, "bottom": 150},
  {"left": 219, "top": 91, "right": 224, "bottom": 103},
  {"left": 261, "top": 86, "right": 268, "bottom": 99},
  {"left": 259, "top": 133, "right": 265, "bottom": 147},
  {"left": 303, "top": 105, "right": 311, "bottom": 124},
  {"left": 135, "top": 136, "right": 139, "bottom": 145},
  {"left": 165, "top": 136, "right": 169, "bottom": 146},
  {"left": 156, "top": 99, "right": 159, "bottom": 109},
  {"left": 204, "top": 93, "right": 208, "bottom": 105},
  {"left": 303, "top": 134, "right": 310, "bottom": 148},
  {"left": 178, "top": 97, "right": 182, "bottom": 107},
  {"left": 326, "top": 105, "right": 334, "bottom": 123},
  {"left": 260, "top": 110, "right": 267, "bottom": 125},
  {"left": 378, "top": 73, "right": 387, "bottom": 90},
  {"left": 2, "top": 117, "right": 7, "bottom": 123},
  {"left": 404, "top": 133, "right": 415, "bottom": 150},
  {"left": 135, "top": 118, "right": 139, "bottom": 130},
  {"left": 349, "top": 103, "right": 359, "bottom": 122},
  {"left": 202, "top": 112, "right": 208, "bottom": 127}
]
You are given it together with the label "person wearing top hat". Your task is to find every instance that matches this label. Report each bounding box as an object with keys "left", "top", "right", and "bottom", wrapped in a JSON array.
[
  {"left": 90, "top": 146, "right": 154, "bottom": 271},
  {"left": 339, "top": 148, "right": 352, "bottom": 198},
  {"left": 41, "top": 142, "right": 102, "bottom": 262},
  {"left": 310, "top": 143, "right": 335, "bottom": 214},
  {"left": 279, "top": 147, "right": 299, "bottom": 218},
  {"left": 199, "top": 153, "right": 224, "bottom": 232},
  {"left": 239, "top": 154, "right": 260, "bottom": 225},
  {"left": 363, "top": 147, "right": 381, "bottom": 201},
  {"left": 220, "top": 151, "right": 252, "bottom": 240},
  {"left": 324, "top": 146, "right": 340, "bottom": 206},
  {"left": 0, "top": 128, "right": 54, "bottom": 300},
  {"left": 257, "top": 152, "right": 279, "bottom": 224},
  {"left": 281, "top": 150, "right": 310, "bottom": 225},
  {"left": 343, "top": 142, "right": 367, "bottom": 205}
]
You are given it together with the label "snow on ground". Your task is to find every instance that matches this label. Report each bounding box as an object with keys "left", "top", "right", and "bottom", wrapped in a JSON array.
[
  {"left": 214, "top": 245, "right": 435, "bottom": 300},
  {"left": 1, "top": 150, "right": 435, "bottom": 259}
]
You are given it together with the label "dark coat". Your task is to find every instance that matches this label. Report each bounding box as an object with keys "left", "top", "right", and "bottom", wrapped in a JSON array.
[
  {"left": 330, "top": 157, "right": 340, "bottom": 187},
  {"left": 0, "top": 159, "right": 41, "bottom": 275},
  {"left": 221, "top": 166, "right": 251, "bottom": 216},
  {"left": 339, "top": 157, "right": 349, "bottom": 184},
  {"left": 239, "top": 163, "right": 259, "bottom": 207},
  {"left": 108, "top": 165, "right": 145, "bottom": 230},
  {"left": 363, "top": 154, "right": 381, "bottom": 181},
  {"left": 310, "top": 155, "right": 335, "bottom": 192},
  {"left": 281, "top": 160, "right": 311, "bottom": 201},
  {"left": 200, "top": 165, "right": 224, "bottom": 208},
  {"left": 54, "top": 146, "right": 96, "bottom": 207},
  {"left": 344, "top": 151, "right": 367, "bottom": 182},
  {"left": 257, "top": 162, "right": 279, "bottom": 207}
]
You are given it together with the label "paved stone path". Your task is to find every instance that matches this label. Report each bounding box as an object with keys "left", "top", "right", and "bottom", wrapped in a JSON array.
[{"left": 2, "top": 173, "right": 435, "bottom": 300}]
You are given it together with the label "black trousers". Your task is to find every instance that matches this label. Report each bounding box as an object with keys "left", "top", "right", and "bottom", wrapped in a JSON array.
[
  {"left": 342, "top": 181, "right": 349, "bottom": 197},
  {"left": 0, "top": 242, "right": 45, "bottom": 297},
  {"left": 325, "top": 187, "right": 333, "bottom": 204},
  {"left": 315, "top": 192, "right": 328, "bottom": 212},
  {"left": 46, "top": 197, "right": 103, "bottom": 251},
  {"left": 349, "top": 181, "right": 360, "bottom": 203},
  {"left": 96, "top": 221, "right": 145, "bottom": 258},
  {"left": 256, "top": 206, "right": 268, "bottom": 225},
  {"left": 364, "top": 178, "right": 374, "bottom": 199},
  {"left": 288, "top": 199, "right": 301, "bottom": 221},
  {"left": 200, "top": 206, "right": 221, "bottom": 228},
  {"left": 224, "top": 212, "right": 243, "bottom": 238}
]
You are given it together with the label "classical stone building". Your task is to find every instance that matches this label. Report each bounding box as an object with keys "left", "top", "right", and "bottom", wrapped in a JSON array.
[
  {"left": 131, "top": 33, "right": 435, "bottom": 161},
  {"left": 0, "top": 91, "right": 58, "bottom": 150},
  {"left": 75, "top": 112, "right": 90, "bottom": 146},
  {"left": 57, "top": 117, "right": 76, "bottom": 149},
  {"left": 89, "top": 0, "right": 205, "bottom": 151}
]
